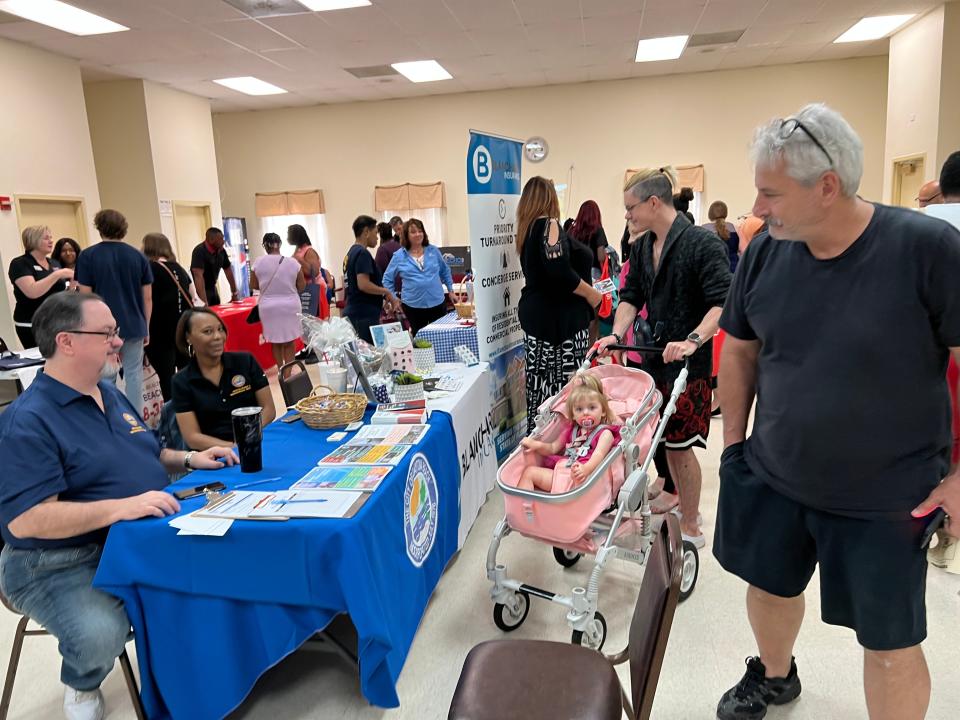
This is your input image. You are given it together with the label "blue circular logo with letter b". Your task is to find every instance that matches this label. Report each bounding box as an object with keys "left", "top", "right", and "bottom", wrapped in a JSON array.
[{"left": 473, "top": 145, "right": 492, "bottom": 184}]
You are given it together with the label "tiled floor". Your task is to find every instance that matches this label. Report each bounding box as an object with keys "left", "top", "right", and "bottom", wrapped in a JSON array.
[{"left": 2, "top": 377, "right": 959, "bottom": 719}]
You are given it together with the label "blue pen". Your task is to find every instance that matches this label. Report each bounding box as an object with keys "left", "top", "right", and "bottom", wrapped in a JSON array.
[
  {"left": 274, "top": 498, "right": 327, "bottom": 507},
  {"left": 233, "top": 476, "right": 282, "bottom": 489}
]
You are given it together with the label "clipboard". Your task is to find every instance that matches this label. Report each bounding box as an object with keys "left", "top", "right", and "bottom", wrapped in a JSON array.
[{"left": 195, "top": 490, "right": 370, "bottom": 520}]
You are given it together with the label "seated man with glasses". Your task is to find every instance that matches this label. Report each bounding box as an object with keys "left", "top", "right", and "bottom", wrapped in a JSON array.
[
  {"left": 0, "top": 292, "right": 237, "bottom": 720},
  {"left": 714, "top": 104, "right": 960, "bottom": 720}
]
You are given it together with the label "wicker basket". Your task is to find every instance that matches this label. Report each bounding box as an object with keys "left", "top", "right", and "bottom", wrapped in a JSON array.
[
  {"left": 454, "top": 279, "right": 475, "bottom": 319},
  {"left": 295, "top": 385, "right": 366, "bottom": 429}
]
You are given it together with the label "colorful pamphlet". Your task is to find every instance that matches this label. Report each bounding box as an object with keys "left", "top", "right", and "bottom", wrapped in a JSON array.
[
  {"left": 291, "top": 465, "right": 390, "bottom": 492},
  {"left": 319, "top": 442, "right": 412, "bottom": 466},
  {"left": 352, "top": 424, "right": 429, "bottom": 445}
]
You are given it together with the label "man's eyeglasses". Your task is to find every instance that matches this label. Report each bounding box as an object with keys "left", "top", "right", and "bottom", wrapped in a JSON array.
[
  {"left": 779, "top": 117, "right": 834, "bottom": 169},
  {"left": 66, "top": 328, "right": 121, "bottom": 341}
]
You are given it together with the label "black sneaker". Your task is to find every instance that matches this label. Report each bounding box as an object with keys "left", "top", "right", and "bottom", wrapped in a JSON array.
[{"left": 717, "top": 656, "right": 801, "bottom": 720}]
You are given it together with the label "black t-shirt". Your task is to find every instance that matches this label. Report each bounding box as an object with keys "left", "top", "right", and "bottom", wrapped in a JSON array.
[
  {"left": 575, "top": 227, "right": 608, "bottom": 271},
  {"left": 720, "top": 203, "right": 960, "bottom": 518},
  {"left": 343, "top": 244, "right": 383, "bottom": 309},
  {"left": 171, "top": 352, "right": 268, "bottom": 443},
  {"left": 518, "top": 218, "right": 593, "bottom": 344},
  {"left": 190, "top": 243, "right": 230, "bottom": 305},
  {"left": 8, "top": 254, "right": 67, "bottom": 323},
  {"left": 150, "top": 260, "right": 192, "bottom": 335}
]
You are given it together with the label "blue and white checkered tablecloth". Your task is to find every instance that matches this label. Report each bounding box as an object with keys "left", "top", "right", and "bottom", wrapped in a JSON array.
[{"left": 417, "top": 311, "right": 479, "bottom": 363}]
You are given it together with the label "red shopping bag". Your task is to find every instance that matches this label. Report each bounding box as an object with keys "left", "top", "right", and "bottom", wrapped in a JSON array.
[{"left": 598, "top": 256, "right": 613, "bottom": 320}]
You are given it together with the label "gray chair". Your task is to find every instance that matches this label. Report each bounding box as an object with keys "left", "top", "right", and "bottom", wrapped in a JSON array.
[
  {"left": 0, "top": 557, "right": 147, "bottom": 720},
  {"left": 448, "top": 514, "right": 684, "bottom": 720},
  {"left": 279, "top": 360, "right": 314, "bottom": 407}
]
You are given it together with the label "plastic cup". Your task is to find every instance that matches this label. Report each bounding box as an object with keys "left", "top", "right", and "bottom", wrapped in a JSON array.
[
  {"left": 231, "top": 407, "right": 263, "bottom": 473},
  {"left": 325, "top": 367, "right": 348, "bottom": 393}
]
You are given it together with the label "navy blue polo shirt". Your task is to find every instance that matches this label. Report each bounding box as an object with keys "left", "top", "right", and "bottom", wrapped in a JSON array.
[
  {"left": 170, "top": 352, "right": 268, "bottom": 442},
  {"left": 0, "top": 374, "right": 169, "bottom": 549}
]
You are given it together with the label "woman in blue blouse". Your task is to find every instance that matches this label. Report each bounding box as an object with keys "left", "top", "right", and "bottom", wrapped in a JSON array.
[{"left": 383, "top": 218, "right": 455, "bottom": 336}]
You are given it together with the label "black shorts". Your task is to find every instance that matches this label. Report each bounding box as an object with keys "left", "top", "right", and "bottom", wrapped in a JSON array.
[
  {"left": 655, "top": 377, "right": 712, "bottom": 450},
  {"left": 713, "top": 441, "right": 932, "bottom": 651}
]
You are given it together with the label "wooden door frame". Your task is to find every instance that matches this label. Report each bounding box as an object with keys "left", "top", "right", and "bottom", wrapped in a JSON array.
[
  {"left": 891, "top": 152, "right": 926, "bottom": 207},
  {"left": 13, "top": 194, "right": 89, "bottom": 246},
  {"left": 172, "top": 201, "right": 213, "bottom": 258}
]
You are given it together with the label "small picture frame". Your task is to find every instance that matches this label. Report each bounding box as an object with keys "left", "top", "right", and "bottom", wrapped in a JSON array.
[{"left": 370, "top": 322, "right": 404, "bottom": 348}]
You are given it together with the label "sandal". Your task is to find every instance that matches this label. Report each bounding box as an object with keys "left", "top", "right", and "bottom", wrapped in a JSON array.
[{"left": 647, "top": 475, "right": 665, "bottom": 500}]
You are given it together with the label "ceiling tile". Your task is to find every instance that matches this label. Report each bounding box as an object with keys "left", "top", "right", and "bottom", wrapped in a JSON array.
[
  {"left": 695, "top": 0, "right": 767, "bottom": 30},
  {"left": 150, "top": 0, "right": 249, "bottom": 24},
  {"left": 442, "top": 0, "right": 522, "bottom": 31},
  {"left": 582, "top": 14, "right": 642, "bottom": 45},
  {"left": 581, "top": 0, "right": 650, "bottom": 19},
  {"left": 514, "top": 0, "right": 583, "bottom": 23},
  {"left": 316, "top": 5, "right": 403, "bottom": 35},
  {"left": 789, "top": 20, "right": 853, "bottom": 44},
  {"left": 524, "top": 20, "right": 585, "bottom": 51},
  {"left": 737, "top": 23, "right": 795, "bottom": 47},
  {"left": 411, "top": 31, "right": 483, "bottom": 59},
  {"left": 638, "top": 9, "right": 702, "bottom": 39},
  {"left": 753, "top": 0, "right": 824, "bottom": 26},
  {"left": 717, "top": 46, "right": 775, "bottom": 68},
  {"left": 378, "top": 0, "right": 463, "bottom": 34},
  {"left": 204, "top": 19, "right": 300, "bottom": 52},
  {"left": 259, "top": 13, "right": 341, "bottom": 48}
]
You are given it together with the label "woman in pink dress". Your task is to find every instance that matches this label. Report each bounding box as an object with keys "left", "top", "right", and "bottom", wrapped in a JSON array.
[{"left": 251, "top": 233, "right": 305, "bottom": 376}]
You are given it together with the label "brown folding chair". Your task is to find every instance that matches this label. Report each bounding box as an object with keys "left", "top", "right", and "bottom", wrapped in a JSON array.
[
  {"left": 448, "top": 514, "right": 684, "bottom": 720},
  {"left": 278, "top": 360, "right": 313, "bottom": 408},
  {"left": 0, "top": 572, "right": 146, "bottom": 720}
]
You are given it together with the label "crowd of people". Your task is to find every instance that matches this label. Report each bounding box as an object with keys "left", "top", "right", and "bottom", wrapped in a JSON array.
[{"left": 2, "top": 104, "right": 960, "bottom": 720}]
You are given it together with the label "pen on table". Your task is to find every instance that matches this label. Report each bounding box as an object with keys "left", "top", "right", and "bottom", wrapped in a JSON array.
[
  {"left": 275, "top": 498, "right": 327, "bottom": 506},
  {"left": 233, "top": 476, "right": 282, "bottom": 490}
]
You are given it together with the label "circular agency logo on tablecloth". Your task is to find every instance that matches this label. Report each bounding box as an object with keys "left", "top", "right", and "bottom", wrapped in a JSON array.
[{"left": 403, "top": 452, "right": 439, "bottom": 568}]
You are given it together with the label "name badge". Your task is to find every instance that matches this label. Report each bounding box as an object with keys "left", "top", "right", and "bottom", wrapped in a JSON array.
[{"left": 594, "top": 278, "right": 616, "bottom": 295}]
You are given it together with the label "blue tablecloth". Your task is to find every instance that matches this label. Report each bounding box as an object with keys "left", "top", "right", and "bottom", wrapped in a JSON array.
[
  {"left": 415, "top": 311, "right": 479, "bottom": 363},
  {"left": 94, "top": 410, "right": 461, "bottom": 719}
]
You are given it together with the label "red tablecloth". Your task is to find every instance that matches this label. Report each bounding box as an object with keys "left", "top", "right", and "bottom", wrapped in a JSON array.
[{"left": 211, "top": 298, "right": 303, "bottom": 371}]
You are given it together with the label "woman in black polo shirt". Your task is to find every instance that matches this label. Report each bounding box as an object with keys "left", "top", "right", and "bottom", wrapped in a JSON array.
[
  {"left": 8, "top": 225, "right": 72, "bottom": 348},
  {"left": 171, "top": 308, "right": 277, "bottom": 450}
]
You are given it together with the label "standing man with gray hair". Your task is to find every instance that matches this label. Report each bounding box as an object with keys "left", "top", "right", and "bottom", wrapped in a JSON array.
[
  {"left": 597, "top": 166, "right": 732, "bottom": 548},
  {"left": 715, "top": 104, "right": 960, "bottom": 720}
]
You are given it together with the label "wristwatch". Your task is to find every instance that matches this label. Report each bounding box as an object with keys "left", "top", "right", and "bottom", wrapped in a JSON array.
[
  {"left": 686, "top": 332, "right": 703, "bottom": 349},
  {"left": 612, "top": 332, "right": 623, "bottom": 344},
  {"left": 183, "top": 451, "right": 195, "bottom": 470}
]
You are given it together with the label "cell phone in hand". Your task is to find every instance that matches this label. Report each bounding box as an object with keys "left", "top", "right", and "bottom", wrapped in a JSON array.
[
  {"left": 173, "top": 481, "right": 226, "bottom": 501},
  {"left": 919, "top": 508, "right": 947, "bottom": 549}
]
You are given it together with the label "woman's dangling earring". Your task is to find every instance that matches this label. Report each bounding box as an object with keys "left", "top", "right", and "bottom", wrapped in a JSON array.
[{"left": 187, "top": 343, "right": 194, "bottom": 357}]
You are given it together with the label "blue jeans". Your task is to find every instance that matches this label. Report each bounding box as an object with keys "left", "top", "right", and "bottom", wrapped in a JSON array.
[
  {"left": 0, "top": 544, "right": 131, "bottom": 691},
  {"left": 119, "top": 338, "right": 144, "bottom": 414}
]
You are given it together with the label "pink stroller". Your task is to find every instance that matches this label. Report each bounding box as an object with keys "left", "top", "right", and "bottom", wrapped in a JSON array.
[{"left": 486, "top": 350, "right": 700, "bottom": 650}]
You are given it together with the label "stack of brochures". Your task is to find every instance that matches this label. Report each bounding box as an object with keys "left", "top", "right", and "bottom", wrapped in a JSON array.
[{"left": 371, "top": 399, "right": 428, "bottom": 424}]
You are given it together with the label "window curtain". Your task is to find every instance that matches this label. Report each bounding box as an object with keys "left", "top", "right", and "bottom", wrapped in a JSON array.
[
  {"left": 374, "top": 182, "right": 445, "bottom": 211},
  {"left": 255, "top": 190, "right": 325, "bottom": 217}
]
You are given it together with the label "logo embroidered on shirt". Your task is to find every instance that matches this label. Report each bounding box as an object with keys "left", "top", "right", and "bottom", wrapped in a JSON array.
[
  {"left": 231, "top": 374, "right": 246, "bottom": 388},
  {"left": 122, "top": 412, "right": 146, "bottom": 434}
]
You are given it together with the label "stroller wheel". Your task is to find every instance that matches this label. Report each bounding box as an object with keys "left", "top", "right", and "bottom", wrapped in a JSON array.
[
  {"left": 493, "top": 590, "right": 530, "bottom": 632},
  {"left": 571, "top": 611, "right": 607, "bottom": 651},
  {"left": 679, "top": 541, "right": 700, "bottom": 602},
  {"left": 552, "top": 547, "right": 582, "bottom": 568}
]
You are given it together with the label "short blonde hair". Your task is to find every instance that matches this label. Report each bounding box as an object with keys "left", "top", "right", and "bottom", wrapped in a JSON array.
[
  {"left": 21, "top": 225, "right": 51, "bottom": 253},
  {"left": 624, "top": 167, "right": 678, "bottom": 205},
  {"left": 566, "top": 372, "right": 617, "bottom": 424}
]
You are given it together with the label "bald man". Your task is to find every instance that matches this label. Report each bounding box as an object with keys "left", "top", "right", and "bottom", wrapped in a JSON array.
[{"left": 917, "top": 180, "right": 943, "bottom": 208}]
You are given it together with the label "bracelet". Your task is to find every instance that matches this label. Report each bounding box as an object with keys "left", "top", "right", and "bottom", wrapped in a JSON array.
[
  {"left": 612, "top": 332, "right": 623, "bottom": 344},
  {"left": 183, "top": 451, "right": 195, "bottom": 470}
]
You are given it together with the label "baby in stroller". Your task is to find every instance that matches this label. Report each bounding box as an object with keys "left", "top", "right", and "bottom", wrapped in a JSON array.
[{"left": 518, "top": 373, "right": 622, "bottom": 491}]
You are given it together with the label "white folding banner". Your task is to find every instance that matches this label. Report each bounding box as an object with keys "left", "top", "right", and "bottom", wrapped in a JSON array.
[{"left": 467, "top": 131, "right": 526, "bottom": 461}]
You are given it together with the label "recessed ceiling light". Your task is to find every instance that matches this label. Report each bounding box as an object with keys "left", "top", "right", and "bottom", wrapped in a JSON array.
[
  {"left": 635, "top": 35, "right": 689, "bottom": 62},
  {"left": 834, "top": 14, "right": 915, "bottom": 43},
  {"left": 391, "top": 60, "right": 452, "bottom": 83},
  {"left": 213, "top": 77, "right": 288, "bottom": 96},
  {"left": 296, "top": 0, "right": 371, "bottom": 10},
  {"left": 0, "top": 0, "right": 128, "bottom": 36}
]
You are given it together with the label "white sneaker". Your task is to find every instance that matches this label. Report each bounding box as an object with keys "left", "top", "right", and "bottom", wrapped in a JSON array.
[
  {"left": 63, "top": 687, "right": 104, "bottom": 720},
  {"left": 928, "top": 531, "right": 957, "bottom": 568}
]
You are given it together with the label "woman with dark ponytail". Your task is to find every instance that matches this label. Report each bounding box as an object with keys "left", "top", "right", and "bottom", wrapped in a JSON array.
[
  {"left": 672, "top": 187, "right": 695, "bottom": 224},
  {"left": 703, "top": 200, "right": 740, "bottom": 273}
]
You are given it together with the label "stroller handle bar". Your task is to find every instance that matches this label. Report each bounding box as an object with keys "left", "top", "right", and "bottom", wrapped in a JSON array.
[{"left": 585, "top": 343, "right": 691, "bottom": 370}]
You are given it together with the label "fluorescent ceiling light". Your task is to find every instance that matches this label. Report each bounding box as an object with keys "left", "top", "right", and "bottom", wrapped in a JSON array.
[
  {"left": 834, "top": 14, "right": 915, "bottom": 43},
  {"left": 297, "top": 0, "right": 371, "bottom": 10},
  {"left": 635, "top": 35, "right": 689, "bottom": 62},
  {"left": 391, "top": 60, "right": 452, "bottom": 83},
  {"left": 213, "top": 77, "right": 288, "bottom": 96},
  {"left": 0, "top": 0, "right": 128, "bottom": 36}
]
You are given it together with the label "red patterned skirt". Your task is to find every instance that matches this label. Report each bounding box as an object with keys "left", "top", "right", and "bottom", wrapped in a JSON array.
[{"left": 655, "top": 377, "right": 712, "bottom": 450}]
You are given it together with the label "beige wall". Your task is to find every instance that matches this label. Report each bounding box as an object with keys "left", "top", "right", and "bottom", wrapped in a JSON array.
[
  {"left": 84, "top": 80, "right": 161, "bottom": 247},
  {"left": 883, "top": 7, "right": 945, "bottom": 201},
  {"left": 936, "top": 3, "right": 960, "bottom": 173},
  {"left": 0, "top": 37, "right": 101, "bottom": 347},
  {"left": 143, "top": 82, "right": 223, "bottom": 260},
  {"left": 214, "top": 56, "right": 887, "bottom": 273}
]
